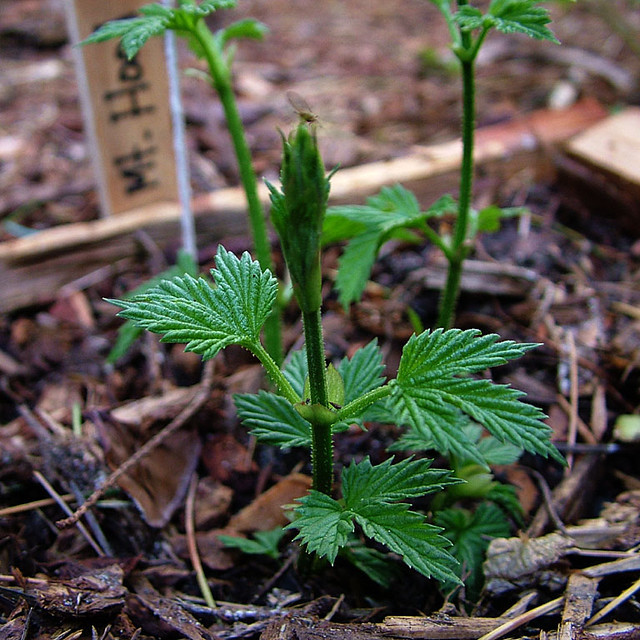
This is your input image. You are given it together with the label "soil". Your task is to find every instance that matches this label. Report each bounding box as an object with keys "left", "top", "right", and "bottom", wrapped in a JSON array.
[{"left": 1, "top": 1, "right": 640, "bottom": 639}]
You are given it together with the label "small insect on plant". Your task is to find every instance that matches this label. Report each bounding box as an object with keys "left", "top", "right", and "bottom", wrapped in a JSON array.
[{"left": 287, "top": 91, "right": 320, "bottom": 125}]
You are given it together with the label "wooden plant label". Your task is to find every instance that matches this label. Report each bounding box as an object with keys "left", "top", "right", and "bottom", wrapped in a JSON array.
[{"left": 65, "top": 0, "right": 178, "bottom": 216}]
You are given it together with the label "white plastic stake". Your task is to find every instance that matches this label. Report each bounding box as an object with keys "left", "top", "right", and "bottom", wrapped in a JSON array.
[{"left": 163, "top": 1, "right": 197, "bottom": 259}]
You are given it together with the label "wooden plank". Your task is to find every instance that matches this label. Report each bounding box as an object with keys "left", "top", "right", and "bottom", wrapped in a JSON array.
[
  {"left": 560, "top": 107, "right": 640, "bottom": 234},
  {"left": 64, "top": 0, "right": 178, "bottom": 215},
  {"left": 566, "top": 108, "right": 640, "bottom": 187},
  {"left": 0, "top": 99, "right": 607, "bottom": 313},
  {"left": 0, "top": 197, "right": 247, "bottom": 312}
]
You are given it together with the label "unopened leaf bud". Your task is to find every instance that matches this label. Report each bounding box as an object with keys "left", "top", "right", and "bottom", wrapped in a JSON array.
[{"left": 268, "top": 123, "right": 331, "bottom": 313}]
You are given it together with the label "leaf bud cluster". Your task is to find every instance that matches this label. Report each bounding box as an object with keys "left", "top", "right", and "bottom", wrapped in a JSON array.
[{"left": 268, "top": 123, "right": 331, "bottom": 313}]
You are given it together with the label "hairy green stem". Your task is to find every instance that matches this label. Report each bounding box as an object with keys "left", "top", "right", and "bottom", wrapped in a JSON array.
[
  {"left": 335, "top": 384, "right": 393, "bottom": 423},
  {"left": 193, "top": 20, "right": 283, "bottom": 364},
  {"left": 302, "top": 308, "right": 333, "bottom": 495},
  {"left": 310, "top": 420, "right": 333, "bottom": 496},
  {"left": 250, "top": 342, "right": 299, "bottom": 404},
  {"left": 437, "top": 38, "right": 476, "bottom": 329},
  {"left": 302, "top": 309, "right": 328, "bottom": 407}
]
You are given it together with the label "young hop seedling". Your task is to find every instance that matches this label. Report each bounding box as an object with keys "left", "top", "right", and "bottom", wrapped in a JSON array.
[
  {"left": 324, "top": 0, "right": 559, "bottom": 328},
  {"left": 391, "top": 416, "right": 525, "bottom": 597},
  {"left": 84, "top": 0, "right": 283, "bottom": 364},
  {"left": 109, "top": 120, "right": 563, "bottom": 586}
]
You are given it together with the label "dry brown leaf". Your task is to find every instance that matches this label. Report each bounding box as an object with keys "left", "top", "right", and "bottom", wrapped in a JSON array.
[
  {"left": 484, "top": 532, "right": 574, "bottom": 583},
  {"left": 228, "top": 472, "right": 312, "bottom": 534},
  {"left": 201, "top": 433, "right": 257, "bottom": 483},
  {"left": 111, "top": 386, "right": 198, "bottom": 427},
  {"left": 194, "top": 476, "right": 234, "bottom": 530},
  {"left": 102, "top": 421, "right": 201, "bottom": 528},
  {"left": 171, "top": 530, "right": 235, "bottom": 571}
]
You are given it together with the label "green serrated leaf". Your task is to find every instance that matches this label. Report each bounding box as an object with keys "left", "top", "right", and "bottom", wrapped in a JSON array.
[
  {"left": 234, "top": 391, "right": 311, "bottom": 448},
  {"left": 192, "top": 0, "right": 237, "bottom": 15},
  {"left": 488, "top": 0, "right": 559, "bottom": 42},
  {"left": 387, "top": 410, "right": 479, "bottom": 461},
  {"left": 342, "top": 457, "right": 460, "bottom": 585},
  {"left": 342, "top": 457, "right": 459, "bottom": 506},
  {"left": 438, "top": 376, "right": 560, "bottom": 461},
  {"left": 118, "top": 17, "right": 169, "bottom": 58},
  {"left": 454, "top": 5, "right": 486, "bottom": 31},
  {"left": 370, "top": 183, "right": 422, "bottom": 216},
  {"left": 389, "top": 415, "right": 523, "bottom": 470},
  {"left": 393, "top": 329, "right": 563, "bottom": 464},
  {"left": 386, "top": 430, "right": 432, "bottom": 453},
  {"left": 398, "top": 329, "right": 537, "bottom": 381},
  {"left": 321, "top": 215, "right": 366, "bottom": 246},
  {"left": 338, "top": 340, "right": 386, "bottom": 405},
  {"left": 107, "top": 251, "right": 198, "bottom": 363},
  {"left": 290, "top": 457, "right": 460, "bottom": 582},
  {"left": 218, "top": 528, "right": 284, "bottom": 560},
  {"left": 325, "top": 185, "right": 445, "bottom": 309},
  {"left": 282, "top": 349, "right": 308, "bottom": 399},
  {"left": 288, "top": 491, "right": 354, "bottom": 564},
  {"left": 107, "top": 322, "right": 144, "bottom": 365},
  {"left": 342, "top": 539, "right": 398, "bottom": 588},
  {"left": 83, "top": 16, "right": 169, "bottom": 59},
  {"left": 476, "top": 434, "right": 522, "bottom": 465},
  {"left": 485, "top": 483, "right": 524, "bottom": 523},
  {"left": 435, "top": 503, "right": 510, "bottom": 599},
  {"left": 217, "top": 18, "right": 268, "bottom": 48},
  {"left": 109, "top": 245, "right": 277, "bottom": 359},
  {"left": 427, "top": 193, "right": 458, "bottom": 218},
  {"left": 334, "top": 231, "right": 381, "bottom": 309},
  {"left": 83, "top": 0, "right": 240, "bottom": 59},
  {"left": 354, "top": 501, "right": 460, "bottom": 584},
  {"left": 468, "top": 205, "right": 502, "bottom": 239},
  {"left": 139, "top": 3, "right": 173, "bottom": 18},
  {"left": 388, "top": 394, "right": 485, "bottom": 464}
]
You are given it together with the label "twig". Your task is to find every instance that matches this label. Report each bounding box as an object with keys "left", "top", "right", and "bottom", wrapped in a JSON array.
[
  {"left": 586, "top": 574, "right": 640, "bottom": 627},
  {"left": 56, "top": 359, "right": 215, "bottom": 529},
  {"left": 526, "top": 467, "right": 569, "bottom": 535},
  {"left": 556, "top": 395, "right": 598, "bottom": 445},
  {"left": 33, "top": 470, "right": 105, "bottom": 556},
  {"left": 583, "top": 555, "right": 640, "bottom": 579},
  {"left": 34, "top": 406, "right": 68, "bottom": 437},
  {"left": 324, "top": 594, "right": 344, "bottom": 621},
  {"left": 185, "top": 473, "right": 216, "bottom": 608},
  {"left": 68, "top": 478, "right": 113, "bottom": 557},
  {"left": 0, "top": 575, "right": 48, "bottom": 586},
  {"left": 527, "top": 448, "right": 600, "bottom": 538},
  {"left": 253, "top": 552, "right": 296, "bottom": 603},
  {"left": 22, "top": 607, "right": 33, "bottom": 640},
  {"left": 0, "top": 494, "right": 74, "bottom": 517},
  {"left": 501, "top": 591, "right": 540, "bottom": 618},
  {"left": 566, "top": 331, "right": 579, "bottom": 472},
  {"left": 477, "top": 596, "right": 563, "bottom": 640},
  {"left": 555, "top": 442, "right": 621, "bottom": 454}
]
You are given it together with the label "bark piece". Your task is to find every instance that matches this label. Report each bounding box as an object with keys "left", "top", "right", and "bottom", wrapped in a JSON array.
[{"left": 558, "top": 573, "right": 599, "bottom": 640}]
